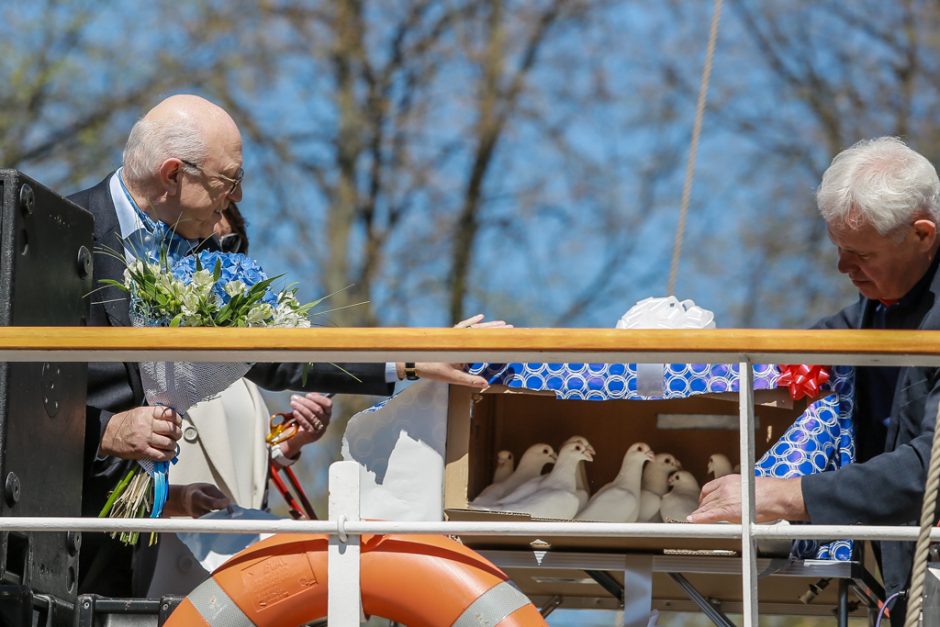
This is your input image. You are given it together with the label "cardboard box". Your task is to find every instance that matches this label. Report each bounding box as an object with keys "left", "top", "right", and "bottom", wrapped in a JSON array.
[
  {"left": 442, "top": 385, "right": 877, "bottom": 617},
  {"left": 444, "top": 385, "right": 804, "bottom": 553}
]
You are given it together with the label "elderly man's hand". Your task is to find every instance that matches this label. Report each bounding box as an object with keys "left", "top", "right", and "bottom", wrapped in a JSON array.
[
  {"left": 687, "top": 474, "right": 809, "bottom": 523},
  {"left": 99, "top": 406, "right": 182, "bottom": 461},
  {"left": 164, "top": 483, "right": 230, "bottom": 518}
]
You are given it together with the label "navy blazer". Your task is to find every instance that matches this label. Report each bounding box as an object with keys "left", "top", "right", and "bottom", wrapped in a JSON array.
[
  {"left": 68, "top": 174, "right": 393, "bottom": 594},
  {"left": 803, "top": 266, "right": 940, "bottom": 601}
]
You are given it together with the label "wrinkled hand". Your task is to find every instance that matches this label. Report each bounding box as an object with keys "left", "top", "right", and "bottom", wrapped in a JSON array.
[
  {"left": 404, "top": 314, "right": 513, "bottom": 389},
  {"left": 687, "top": 474, "right": 809, "bottom": 524},
  {"left": 100, "top": 406, "right": 182, "bottom": 461},
  {"left": 164, "top": 483, "right": 230, "bottom": 518}
]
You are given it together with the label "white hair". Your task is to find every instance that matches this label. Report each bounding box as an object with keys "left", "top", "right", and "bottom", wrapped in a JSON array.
[
  {"left": 122, "top": 116, "right": 207, "bottom": 192},
  {"left": 816, "top": 136, "right": 940, "bottom": 235}
]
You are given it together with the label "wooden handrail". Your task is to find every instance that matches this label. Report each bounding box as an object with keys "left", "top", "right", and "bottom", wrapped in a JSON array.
[{"left": 0, "top": 327, "right": 935, "bottom": 365}]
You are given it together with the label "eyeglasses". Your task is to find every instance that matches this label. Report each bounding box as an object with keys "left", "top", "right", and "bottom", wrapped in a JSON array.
[
  {"left": 179, "top": 159, "right": 243, "bottom": 196},
  {"left": 216, "top": 232, "right": 245, "bottom": 254}
]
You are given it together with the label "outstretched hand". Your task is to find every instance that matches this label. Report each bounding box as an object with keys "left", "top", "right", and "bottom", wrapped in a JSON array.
[{"left": 407, "top": 314, "right": 513, "bottom": 388}]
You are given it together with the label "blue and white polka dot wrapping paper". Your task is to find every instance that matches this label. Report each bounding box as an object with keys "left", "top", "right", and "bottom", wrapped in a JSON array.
[
  {"left": 755, "top": 365, "right": 856, "bottom": 561},
  {"left": 468, "top": 361, "right": 857, "bottom": 561},
  {"left": 467, "top": 362, "right": 779, "bottom": 399}
]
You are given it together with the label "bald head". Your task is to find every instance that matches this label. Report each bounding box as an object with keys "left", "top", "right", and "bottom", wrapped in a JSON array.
[
  {"left": 121, "top": 94, "right": 244, "bottom": 239},
  {"left": 123, "top": 95, "right": 241, "bottom": 191},
  {"left": 143, "top": 94, "right": 238, "bottom": 136}
]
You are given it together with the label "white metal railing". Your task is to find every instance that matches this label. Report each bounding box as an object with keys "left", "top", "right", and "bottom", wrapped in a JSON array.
[{"left": 4, "top": 327, "right": 939, "bottom": 625}]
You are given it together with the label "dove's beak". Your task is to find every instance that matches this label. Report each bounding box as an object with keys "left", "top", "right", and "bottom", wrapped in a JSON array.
[{"left": 583, "top": 450, "right": 594, "bottom": 462}]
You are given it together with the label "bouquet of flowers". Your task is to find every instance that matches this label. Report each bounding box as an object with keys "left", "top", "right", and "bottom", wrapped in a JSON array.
[{"left": 98, "top": 248, "right": 319, "bottom": 545}]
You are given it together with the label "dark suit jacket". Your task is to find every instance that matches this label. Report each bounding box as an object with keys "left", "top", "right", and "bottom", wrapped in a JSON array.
[
  {"left": 69, "top": 174, "right": 393, "bottom": 595},
  {"left": 803, "top": 265, "right": 940, "bottom": 606}
]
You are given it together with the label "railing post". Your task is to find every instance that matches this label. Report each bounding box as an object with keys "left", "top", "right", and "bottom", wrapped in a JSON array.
[
  {"left": 329, "top": 460, "right": 362, "bottom": 625},
  {"left": 739, "top": 360, "right": 758, "bottom": 626},
  {"left": 622, "top": 555, "right": 653, "bottom": 627}
]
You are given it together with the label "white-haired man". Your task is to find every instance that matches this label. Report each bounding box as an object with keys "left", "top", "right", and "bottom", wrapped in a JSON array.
[
  {"left": 690, "top": 137, "right": 940, "bottom": 624},
  {"left": 70, "top": 94, "right": 502, "bottom": 596}
]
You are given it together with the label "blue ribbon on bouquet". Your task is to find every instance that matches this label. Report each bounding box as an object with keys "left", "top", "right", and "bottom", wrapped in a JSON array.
[
  {"left": 137, "top": 455, "right": 177, "bottom": 518},
  {"left": 139, "top": 403, "right": 180, "bottom": 519}
]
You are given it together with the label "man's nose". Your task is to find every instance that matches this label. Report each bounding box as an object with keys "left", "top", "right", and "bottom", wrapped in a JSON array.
[
  {"left": 227, "top": 183, "right": 242, "bottom": 203},
  {"left": 836, "top": 253, "right": 855, "bottom": 275}
]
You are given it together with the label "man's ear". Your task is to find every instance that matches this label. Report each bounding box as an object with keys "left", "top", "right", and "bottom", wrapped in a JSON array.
[
  {"left": 913, "top": 218, "right": 937, "bottom": 250},
  {"left": 157, "top": 159, "right": 183, "bottom": 197}
]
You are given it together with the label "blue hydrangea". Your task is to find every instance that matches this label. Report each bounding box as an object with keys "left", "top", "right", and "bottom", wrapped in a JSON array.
[{"left": 172, "top": 252, "right": 273, "bottom": 306}]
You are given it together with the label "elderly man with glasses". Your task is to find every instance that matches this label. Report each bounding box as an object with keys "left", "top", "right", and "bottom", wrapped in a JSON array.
[{"left": 68, "top": 94, "right": 506, "bottom": 598}]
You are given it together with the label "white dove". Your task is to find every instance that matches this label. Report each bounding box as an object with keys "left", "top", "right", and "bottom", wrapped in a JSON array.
[
  {"left": 707, "top": 453, "right": 733, "bottom": 479},
  {"left": 582, "top": 442, "right": 650, "bottom": 501},
  {"left": 659, "top": 470, "right": 701, "bottom": 523},
  {"left": 575, "top": 446, "right": 653, "bottom": 521},
  {"left": 495, "top": 437, "right": 594, "bottom": 506},
  {"left": 563, "top": 435, "right": 595, "bottom": 509},
  {"left": 492, "top": 450, "right": 515, "bottom": 484},
  {"left": 638, "top": 452, "right": 682, "bottom": 522},
  {"left": 495, "top": 440, "right": 595, "bottom": 519},
  {"left": 470, "top": 443, "right": 556, "bottom": 507}
]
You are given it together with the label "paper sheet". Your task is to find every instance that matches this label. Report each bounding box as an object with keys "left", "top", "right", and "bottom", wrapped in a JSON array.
[{"left": 342, "top": 380, "right": 449, "bottom": 521}]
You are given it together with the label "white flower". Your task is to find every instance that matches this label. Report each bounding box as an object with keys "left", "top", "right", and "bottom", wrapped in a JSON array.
[
  {"left": 180, "top": 288, "right": 202, "bottom": 314},
  {"left": 278, "top": 290, "right": 300, "bottom": 307},
  {"left": 246, "top": 303, "right": 275, "bottom": 326},
  {"left": 192, "top": 269, "right": 215, "bottom": 294},
  {"left": 271, "top": 304, "right": 311, "bottom": 328},
  {"left": 224, "top": 280, "right": 247, "bottom": 298}
]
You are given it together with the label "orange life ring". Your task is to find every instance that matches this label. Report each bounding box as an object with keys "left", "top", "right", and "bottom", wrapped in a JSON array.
[{"left": 165, "top": 532, "right": 548, "bottom": 626}]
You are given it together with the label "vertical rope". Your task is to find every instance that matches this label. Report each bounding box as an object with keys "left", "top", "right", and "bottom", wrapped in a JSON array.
[
  {"left": 667, "top": 0, "right": 723, "bottom": 296},
  {"left": 903, "top": 403, "right": 940, "bottom": 626}
]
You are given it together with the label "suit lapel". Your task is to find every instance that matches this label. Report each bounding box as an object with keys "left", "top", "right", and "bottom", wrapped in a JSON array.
[
  {"left": 87, "top": 176, "right": 132, "bottom": 327},
  {"left": 85, "top": 175, "right": 139, "bottom": 404}
]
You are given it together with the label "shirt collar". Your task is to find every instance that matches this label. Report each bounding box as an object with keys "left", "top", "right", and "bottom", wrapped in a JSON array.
[{"left": 109, "top": 168, "right": 197, "bottom": 265}]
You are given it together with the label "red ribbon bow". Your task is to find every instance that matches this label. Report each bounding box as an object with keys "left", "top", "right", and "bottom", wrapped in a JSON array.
[{"left": 777, "top": 364, "right": 830, "bottom": 400}]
